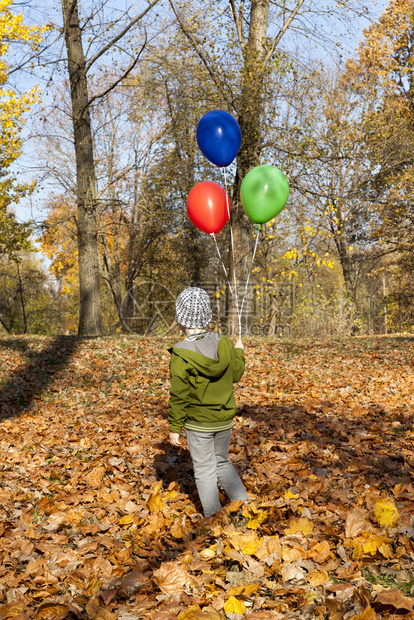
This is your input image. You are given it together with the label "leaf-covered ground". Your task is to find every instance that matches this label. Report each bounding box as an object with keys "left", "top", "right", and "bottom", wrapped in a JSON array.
[{"left": 0, "top": 334, "right": 413, "bottom": 620}]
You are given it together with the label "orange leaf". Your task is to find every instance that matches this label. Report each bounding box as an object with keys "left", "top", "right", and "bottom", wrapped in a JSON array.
[
  {"left": 36, "top": 602, "right": 69, "bottom": 619},
  {"left": 308, "top": 569, "right": 330, "bottom": 586},
  {"left": 85, "top": 465, "right": 106, "bottom": 486},
  {"left": 153, "top": 561, "right": 189, "bottom": 595},
  {"left": 307, "top": 540, "right": 331, "bottom": 563},
  {"left": 373, "top": 589, "right": 414, "bottom": 613}
]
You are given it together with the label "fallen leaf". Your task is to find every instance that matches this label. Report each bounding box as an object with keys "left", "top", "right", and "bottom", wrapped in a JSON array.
[
  {"left": 308, "top": 569, "right": 329, "bottom": 586},
  {"left": 36, "top": 602, "right": 69, "bottom": 619},
  {"left": 223, "top": 596, "right": 246, "bottom": 614},
  {"left": 85, "top": 598, "right": 116, "bottom": 619},
  {"left": 178, "top": 608, "right": 225, "bottom": 619},
  {"left": 373, "top": 498, "right": 399, "bottom": 529},
  {"left": 373, "top": 588, "right": 414, "bottom": 613},
  {"left": 352, "top": 533, "right": 393, "bottom": 559},
  {"left": 307, "top": 540, "right": 331, "bottom": 563},
  {"left": 227, "top": 532, "right": 262, "bottom": 555},
  {"left": 345, "top": 507, "right": 370, "bottom": 538},
  {"left": 284, "top": 517, "right": 313, "bottom": 537},
  {"left": 247, "top": 511, "right": 267, "bottom": 530},
  {"left": 281, "top": 562, "right": 306, "bottom": 582},
  {"left": 85, "top": 465, "right": 106, "bottom": 487},
  {"left": 153, "top": 561, "right": 189, "bottom": 595}
]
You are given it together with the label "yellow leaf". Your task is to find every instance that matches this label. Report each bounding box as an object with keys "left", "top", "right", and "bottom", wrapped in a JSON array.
[
  {"left": 247, "top": 510, "right": 267, "bottom": 529},
  {"left": 199, "top": 544, "right": 217, "bottom": 560},
  {"left": 170, "top": 520, "right": 186, "bottom": 539},
  {"left": 119, "top": 514, "right": 135, "bottom": 525},
  {"left": 86, "top": 577, "right": 103, "bottom": 597},
  {"left": 152, "top": 480, "right": 163, "bottom": 494},
  {"left": 178, "top": 606, "right": 202, "bottom": 619},
  {"left": 229, "top": 583, "right": 260, "bottom": 596},
  {"left": 224, "top": 596, "right": 246, "bottom": 614},
  {"left": 148, "top": 492, "right": 164, "bottom": 514},
  {"left": 352, "top": 533, "right": 393, "bottom": 559},
  {"left": 284, "top": 490, "right": 299, "bottom": 499},
  {"left": 228, "top": 532, "right": 262, "bottom": 555},
  {"left": 178, "top": 608, "right": 225, "bottom": 620},
  {"left": 284, "top": 517, "right": 313, "bottom": 537},
  {"left": 308, "top": 569, "right": 329, "bottom": 586},
  {"left": 374, "top": 498, "right": 399, "bottom": 528}
]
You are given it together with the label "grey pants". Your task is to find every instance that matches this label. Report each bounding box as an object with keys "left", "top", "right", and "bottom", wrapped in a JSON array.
[{"left": 186, "top": 428, "right": 249, "bottom": 517}]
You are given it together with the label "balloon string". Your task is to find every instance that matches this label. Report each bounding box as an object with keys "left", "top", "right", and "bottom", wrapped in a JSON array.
[
  {"left": 223, "top": 167, "right": 242, "bottom": 334},
  {"left": 239, "top": 227, "right": 260, "bottom": 318},
  {"left": 211, "top": 233, "right": 233, "bottom": 297}
]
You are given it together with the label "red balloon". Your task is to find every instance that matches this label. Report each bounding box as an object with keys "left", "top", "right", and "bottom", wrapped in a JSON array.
[{"left": 186, "top": 181, "right": 230, "bottom": 234}]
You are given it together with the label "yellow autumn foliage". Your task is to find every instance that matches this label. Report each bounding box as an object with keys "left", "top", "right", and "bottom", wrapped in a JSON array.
[
  {"left": 284, "top": 517, "right": 313, "bottom": 537},
  {"left": 373, "top": 498, "right": 400, "bottom": 529},
  {"left": 247, "top": 510, "right": 268, "bottom": 530},
  {"left": 223, "top": 596, "right": 246, "bottom": 615},
  {"left": 0, "top": 0, "right": 45, "bottom": 168},
  {"left": 227, "top": 531, "right": 262, "bottom": 555},
  {"left": 352, "top": 532, "right": 393, "bottom": 560}
]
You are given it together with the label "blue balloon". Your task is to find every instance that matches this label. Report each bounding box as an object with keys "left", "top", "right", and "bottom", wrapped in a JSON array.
[{"left": 196, "top": 110, "right": 242, "bottom": 167}]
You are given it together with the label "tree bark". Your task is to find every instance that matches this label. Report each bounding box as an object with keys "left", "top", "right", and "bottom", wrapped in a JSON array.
[
  {"left": 228, "top": 0, "right": 271, "bottom": 335},
  {"left": 17, "top": 263, "right": 27, "bottom": 334},
  {"left": 61, "top": 0, "right": 103, "bottom": 336}
]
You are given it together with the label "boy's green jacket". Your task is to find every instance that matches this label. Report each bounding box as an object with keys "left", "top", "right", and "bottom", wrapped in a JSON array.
[{"left": 168, "top": 336, "right": 245, "bottom": 434}]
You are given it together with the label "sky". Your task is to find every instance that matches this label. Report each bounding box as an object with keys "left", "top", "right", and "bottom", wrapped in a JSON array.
[{"left": 11, "top": 0, "right": 390, "bottom": 230}]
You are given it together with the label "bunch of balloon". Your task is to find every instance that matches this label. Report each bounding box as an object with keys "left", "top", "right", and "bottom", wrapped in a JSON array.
[{"left": 186, "top": 110, "right": 242, "bottom": 237}]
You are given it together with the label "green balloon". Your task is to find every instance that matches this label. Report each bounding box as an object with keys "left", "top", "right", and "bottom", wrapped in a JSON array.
[{"left": 240, "top": 165, "right": 289, "bottom": 224}]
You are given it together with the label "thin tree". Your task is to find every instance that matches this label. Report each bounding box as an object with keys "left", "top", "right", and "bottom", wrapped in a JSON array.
[{"left": 60, "top": 0, "right": 158, "bottom": 335}]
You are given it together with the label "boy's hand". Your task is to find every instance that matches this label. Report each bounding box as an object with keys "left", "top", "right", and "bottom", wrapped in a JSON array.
[
  {"left": 169, "top": 432, "right": 181, "bottom": 447},
  {"left": 235, "top": 338, "right": 243, "bottom": 350}
]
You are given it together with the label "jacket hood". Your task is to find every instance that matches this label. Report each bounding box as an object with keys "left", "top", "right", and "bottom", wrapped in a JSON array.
[{"left": 171, "top": 337, "right": 231, "bottom": 378}]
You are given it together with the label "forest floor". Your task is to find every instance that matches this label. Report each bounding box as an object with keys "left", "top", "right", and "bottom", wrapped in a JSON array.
[{"left": 0, "top": 334, "right": 413, "bottom": 620}]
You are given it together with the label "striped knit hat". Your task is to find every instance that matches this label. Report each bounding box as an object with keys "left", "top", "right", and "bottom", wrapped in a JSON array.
[{"left": 175, "top": 287, "right": 212, "bottom": 329}]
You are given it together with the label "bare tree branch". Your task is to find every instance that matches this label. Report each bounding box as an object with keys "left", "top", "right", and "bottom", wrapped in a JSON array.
[
  {"left": 264, "top": 0, "right": 306, "bottom": 65},
  {"left": 86, "top": 36, "right": 147, "bottom": 110},
  {"left": 229, "top": 0, "right": 246, "bottom": 50},
  {"left": 85, "top": 0, "right": 158, "bottom": 73}
]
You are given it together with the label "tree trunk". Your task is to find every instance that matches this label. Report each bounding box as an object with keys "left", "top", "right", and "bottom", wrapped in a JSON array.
[
  {"left": 335, "top": 233, "right": 356, "bottom": 302},
  {"left": 228, "top": 0, "right": 270, "bottom": 335},
  {"left": 61, "top": 0, "right": 103, "bottom": 336},
  {"left": 17, "top": 263, "right": 27, "bottom": 334}
]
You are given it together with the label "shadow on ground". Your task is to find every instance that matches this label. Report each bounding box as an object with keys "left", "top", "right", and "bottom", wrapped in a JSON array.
[
  {"left": 0, "top": 335, "right": 79, "bottom": 421},
  {"left": 151, "top": 401, "right": 414, "bottom": 514}
]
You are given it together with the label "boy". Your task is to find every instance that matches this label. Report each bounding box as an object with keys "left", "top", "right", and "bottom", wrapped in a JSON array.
[{"left": 168, "top": 287, "right": 249, "bottom": 517}]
